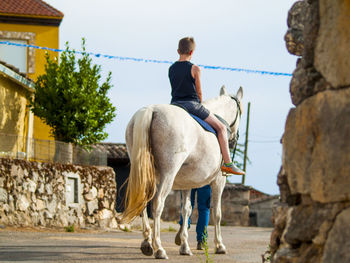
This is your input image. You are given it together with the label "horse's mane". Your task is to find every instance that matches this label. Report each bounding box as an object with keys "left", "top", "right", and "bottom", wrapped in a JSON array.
[
  {"left": 204, "top": 94, "right": 243, "bottom": 115},
  {"left": 203, "top": 95, "right": 224, "bottom": 110}
]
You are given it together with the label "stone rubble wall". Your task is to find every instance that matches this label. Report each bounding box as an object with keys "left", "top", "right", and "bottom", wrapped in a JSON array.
[
  {"left": 0, "top": 158, "right": 118, "bottom": 229},
  {"left": 161, "top": 183, "right": 250, "bottom": 226},
  {"left": 271, "top": 0, "right": 350, "bottom": 262}
]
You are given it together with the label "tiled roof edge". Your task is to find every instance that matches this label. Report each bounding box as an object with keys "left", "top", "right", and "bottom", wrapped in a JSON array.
[{"left": 0, "top": 63, "right": 35, "bottom": 91}]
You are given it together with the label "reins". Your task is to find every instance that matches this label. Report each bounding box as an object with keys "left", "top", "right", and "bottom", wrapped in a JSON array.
[{"left": 228, "top": 96, "right": 242, "bottom": 159}]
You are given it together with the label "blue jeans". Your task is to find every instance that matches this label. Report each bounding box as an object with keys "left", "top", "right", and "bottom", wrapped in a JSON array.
[{"left": 179, "top": 185, "right": 211, "bottom": 242}]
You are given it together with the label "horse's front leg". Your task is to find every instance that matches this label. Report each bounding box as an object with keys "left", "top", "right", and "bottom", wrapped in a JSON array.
[
  {"left": 140, "top": 208, "right": 153, "bottom": 256},
  {"left": 211, "top": 173, "right": 227, "bottom": 254},
  {"left": 178, "top": 190, "right": 192, "bottom": 256}
]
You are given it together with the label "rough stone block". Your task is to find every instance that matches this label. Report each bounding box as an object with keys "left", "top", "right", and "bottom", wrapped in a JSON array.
[
  {"left": 0, "top": 188, "right": 7, "bottom": 203},
  {"left": 86, "top": 216, "right": 95, "bottom": 224},
  {"left": 283, "top": 89, "right": 350, "bottom": 203},
  {"left": 102, "top": 199, "right": 109, "bottom": 209},
  {"left": 87, "top": 199, "right": 98, "bottom": 215},
  {"left": 36, "top": 199, "right": 45, "bottom": 211},
  {"left": 44, "top": 211, "right": 53, "bottom": 219},
  {"left": 0, "top": 177, "right": 5, "bottom": 188},
  {"left": 109, "top": 217, "right": 118, "bottom": 229},
  {"left": 273, "top": 247, "right": 299, "bottom": 263},
  {"left": 84, "top": 186, "right": 97, "bottom": 201},
  {"left": 11, "top": 165, "right": 24, "bottom": 179},
  {"left": 270, "top": 203, "right": 289, "bottom": 255},
  {"left": 98, "top": 188, "right": 104, "bottom": 199},
  {"left": 47, "top": 199, "right": 57, "bottom": 214},
  {"left": 45, "top": 184, "right": 53, "bottom": 195},
  {"left": 322, "top": 207, "right": 350, "bottom": 263},
  {"left": 37, "top": 183, "right": 44, "bottom": 194},
  {"left": 277, "top": 167, "right": 291, "bottom": 204},
  {"left": 284, "top": 0, "right": 309, "bottom": 56},
  {"left": 23, "top": 179, "right": 36, "bottom": 193},
  {"left": 315, "top": 0, "right": 350, "bottom": 87},
  {"left": 31, "top": 171, "right": 39, "bottom": 183},
  {"left": 16, "top": 195, "right": 29, "bottom": 211},
  {"left": 98, "top": 209, "right": 113, "bottom": 220},
  {"left": 289, "top": 60, "right": 330, "bottom": 106},
  {"left": 283, "top": 203, "right": 344, "bottom": 245}
]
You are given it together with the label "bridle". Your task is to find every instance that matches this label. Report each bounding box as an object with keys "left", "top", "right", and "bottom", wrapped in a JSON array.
[
  {"left": 216, "top": 95, "right": 242, "bottom": 158},
  {"left": 229, "top": 96, "right": 242, "bottom": 158}
]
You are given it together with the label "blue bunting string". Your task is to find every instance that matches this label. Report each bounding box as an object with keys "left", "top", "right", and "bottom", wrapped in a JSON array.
[{"left": 0, "top": 41, "right": 292, "bottom": 77}]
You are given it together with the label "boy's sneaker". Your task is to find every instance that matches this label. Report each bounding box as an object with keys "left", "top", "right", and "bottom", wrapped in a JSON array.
[{"left": 221, "top": 163, "right": 245, "bottom": 176}]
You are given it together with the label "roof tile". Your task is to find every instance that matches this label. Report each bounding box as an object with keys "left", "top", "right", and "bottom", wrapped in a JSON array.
[
  {"left": 0, "top": 0, "right": 64, "bottom": 18},
  {"left": 94, "top": 143, "right": 129, "bottom": 161}
]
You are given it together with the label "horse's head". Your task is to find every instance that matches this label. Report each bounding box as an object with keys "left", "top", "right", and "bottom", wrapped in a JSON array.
[{"left": 219, "top": 85, "right": 244, "bottom": 150}]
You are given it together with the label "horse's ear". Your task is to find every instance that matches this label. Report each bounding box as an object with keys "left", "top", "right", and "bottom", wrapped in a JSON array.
[
  {"left": 220, "top": 85, "right": 228, "bottom": 95},
  {"left": 236, "top": 86, "right": 243, "bottom": 100}
]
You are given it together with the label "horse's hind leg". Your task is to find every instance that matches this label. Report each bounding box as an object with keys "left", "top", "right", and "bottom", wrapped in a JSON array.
[
  {"left": 140, "top": 208, "right": 153, "bottom": 256},
  {"left": 151, "top": 172, "right": 181, "bottom": 259},
  {"left": 178, "top": 190, "right": 193, "bottom": 256},
  {"left": 151, "top": 186, "right": 171, "bottom": 259},
  {"left": 211, "top": 173, "right": 227, "bottom": 254}
]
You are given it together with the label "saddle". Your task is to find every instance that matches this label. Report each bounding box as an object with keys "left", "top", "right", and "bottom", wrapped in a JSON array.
[{"left": 171, "top": 103, "right": 231, "bottom": 137}]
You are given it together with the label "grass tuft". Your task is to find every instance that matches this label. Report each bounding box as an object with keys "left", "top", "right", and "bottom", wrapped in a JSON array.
[{"left": 64, "top": 225, "right": 75, "bottom": 232}]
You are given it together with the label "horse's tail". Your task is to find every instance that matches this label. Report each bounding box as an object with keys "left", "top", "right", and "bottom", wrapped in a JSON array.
[{"left": 121, "top": 107, "right": 156, "bottom": 224}]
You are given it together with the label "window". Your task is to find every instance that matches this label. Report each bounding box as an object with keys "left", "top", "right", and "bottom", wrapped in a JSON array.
[
  {"left": 0, "top": 39, "right": 28, "bottom": 73},
  {"left": 64, "top": 172, "right": 81, "bottom": 207},
  {"left": 0, "top": 31, "right": 35, "bottom": 74},
  {"left": 66, "top": 177, "right": 79, "bottom": 204}
]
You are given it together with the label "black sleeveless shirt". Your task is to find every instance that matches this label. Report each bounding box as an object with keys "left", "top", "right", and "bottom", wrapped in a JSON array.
[{"left": 169, "top": 61, "right": 200, "bottom": 103}]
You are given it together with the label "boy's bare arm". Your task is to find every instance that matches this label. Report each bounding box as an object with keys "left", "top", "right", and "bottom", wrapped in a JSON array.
[{"left": 192, "top": 65, "right": 203, "bottom": 102}]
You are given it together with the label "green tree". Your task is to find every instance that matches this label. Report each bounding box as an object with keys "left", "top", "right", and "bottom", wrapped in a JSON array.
[
  {"left": 29, "top": 39, "right": 116, "bottom": 146},
  {"left": 232, "top": 142, "right": 246, "bottom": 170},
  {"left": 229, "top": 142, "right": 251, "bottom": 184}
]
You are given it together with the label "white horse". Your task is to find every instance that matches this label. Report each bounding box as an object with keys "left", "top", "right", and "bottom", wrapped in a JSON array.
[{"left": 122, "top": 86, "right": 243, "bottom": 259}]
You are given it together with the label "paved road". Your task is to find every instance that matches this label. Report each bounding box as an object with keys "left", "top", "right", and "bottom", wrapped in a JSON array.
[{"left": 0, "top": 223, "right": 271, "bottom": 263}]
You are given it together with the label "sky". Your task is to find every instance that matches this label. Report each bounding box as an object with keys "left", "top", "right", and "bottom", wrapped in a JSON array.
[{"left": 45, "top": 0, "right": 297, "bottom": 195}]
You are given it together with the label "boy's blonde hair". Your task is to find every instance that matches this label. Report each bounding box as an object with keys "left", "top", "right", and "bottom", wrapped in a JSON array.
[{"left": 178, "top": 37, "right": 195, "bottom": 54}]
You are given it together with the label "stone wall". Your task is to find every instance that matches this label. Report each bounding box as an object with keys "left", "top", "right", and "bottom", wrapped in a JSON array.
[
  {"left": 250, "top": 196, "right": 279, "bottom": 227},
  {"left": 0, "top": 158, "right": 118, "bottom": 229},
  {"left": 161, "top": 183, "right": 251, "bottom": 226},
  {"left": 271, "top": 1, "right": 350, "bottom": 262}
]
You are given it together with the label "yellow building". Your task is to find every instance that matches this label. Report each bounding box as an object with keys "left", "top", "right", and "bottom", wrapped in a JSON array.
[
  {"left": 0, "top": 0, "right": 64, "bottom": 141},
  {"left": 0, "top": 61, "right": 34, "bottom": 158}
]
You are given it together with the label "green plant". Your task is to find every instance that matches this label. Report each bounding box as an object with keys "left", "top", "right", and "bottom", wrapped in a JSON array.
[
  {"left": 262, "top": 245, "right": 271, "bottom": 262},
  {"left": 168, "top": 226, "right": 177, "bottom": 232},
  {"left": 29, "top": 38, "right": 116, "bottom": 146},
  {"left": 199, "top": 227, "right": 213, "bottom": 263},
  {"left": 161, "top": 226, "right": 177, "bottom": 232},
  {"left": 64, "top": 225, "right": 75, "bottom": 232},
  {"left": 122, "top": 226, "right": 131, "bottom": 232}
]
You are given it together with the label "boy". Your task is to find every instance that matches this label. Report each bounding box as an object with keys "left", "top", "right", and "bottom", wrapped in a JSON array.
[{"left": 169, "top": 37, "right": 244, "bottom": 176}]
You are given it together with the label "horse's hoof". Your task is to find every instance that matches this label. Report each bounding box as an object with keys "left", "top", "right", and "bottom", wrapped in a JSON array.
[
  {"left": 215, "top": 245, "right": 227, "bottom": 254},
  {"left": 155, "top": 249, "right": 168, "bottom": 259},
  {"left": 140, "top": 240, "right": 153, "bottom": 256},
  {"left": 179, "top": 244, "right": 193, "bottom": 256},
  {"left": 175, "top": 231, "right": 181, "bottom": 246}
]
